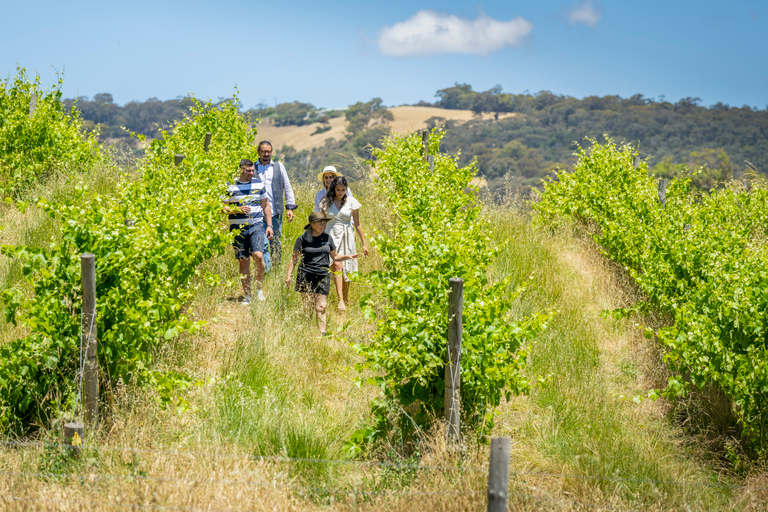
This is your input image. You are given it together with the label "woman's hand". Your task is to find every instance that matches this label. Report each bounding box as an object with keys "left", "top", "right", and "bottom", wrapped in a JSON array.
[
  {"left": 362, "top": 244, "right": 369, "bottom": 257},
  {"left": 284, "top": 275, "right": 291, "bottom": 288}
]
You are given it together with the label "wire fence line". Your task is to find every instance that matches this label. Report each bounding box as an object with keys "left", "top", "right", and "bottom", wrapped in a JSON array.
[
  {"left": 0, "top": 485, "right": 605, "bottom": 512},
  {"left": 1, "top": 470, "right": 484, "bottom": 498},
  {"left": 0, "top": 440, "right": 485, "bottom": 474},
  {"left": 0, "top": 481, "right": 583, "bottom": 512},
  {"left": 2, "top": 495, "right": 245, "bottom": 512},
  {"left": 0, "top": 438, "right": 743, "bottom": 492}
]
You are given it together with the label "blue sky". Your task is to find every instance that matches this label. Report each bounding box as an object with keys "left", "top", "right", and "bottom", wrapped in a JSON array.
[{"left": 2, "top": 0, "right": 766, "bottom": 109}]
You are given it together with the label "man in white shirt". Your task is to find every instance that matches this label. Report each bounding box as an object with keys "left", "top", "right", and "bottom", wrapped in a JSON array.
[{"left": 255, "top": 141, "right": 297, "bottom": 271}]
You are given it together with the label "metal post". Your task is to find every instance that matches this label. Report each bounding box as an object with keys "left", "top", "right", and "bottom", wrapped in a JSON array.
[
  {"left": 81, "top": 253, "right": 98, "bottom": 425},
  {"left": 445, "top": 277, "right": 463, "bottom": 443},
  {"left": 204, "top": 132, "right": 212, "bottom": 153},
  {"left": 487, "top": 437, "right": 511, "bottom": 512}
]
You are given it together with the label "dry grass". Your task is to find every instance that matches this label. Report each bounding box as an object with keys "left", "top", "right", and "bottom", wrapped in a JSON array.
[
  {"left": 255, "top": 106, "right": 515, "bottom": 153},
  {"left": 4, "top": 177, "right": 768, "bottom": 510}
]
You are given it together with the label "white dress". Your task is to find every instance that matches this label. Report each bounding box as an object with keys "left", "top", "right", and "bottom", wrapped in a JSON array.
[
  {"left": 314, "top": 187, "right": 353, "bottom": 212},
  {"left": 324, "top": 196, "right": 361, "bottom": 279}
]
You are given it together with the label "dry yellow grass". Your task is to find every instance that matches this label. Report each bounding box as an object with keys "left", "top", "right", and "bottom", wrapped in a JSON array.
[
  {"left": 254, "top": 106, "right": 514, "bottom": 153},
  {"left": 4, "top": 180, "right": 767, "bottom": 511}
]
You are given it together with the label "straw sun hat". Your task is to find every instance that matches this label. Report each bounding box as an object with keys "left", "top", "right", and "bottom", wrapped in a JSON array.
[{"left": 316, "top": 165, "right": 343, "bottom": 183}]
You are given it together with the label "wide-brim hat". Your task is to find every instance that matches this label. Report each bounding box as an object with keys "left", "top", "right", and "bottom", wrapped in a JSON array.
[
  {"left": 303, "top": 211, "right": 333, "bottom": 230},
  {"left": 317, "top": 165, "right": 342, "bottom": 184}
]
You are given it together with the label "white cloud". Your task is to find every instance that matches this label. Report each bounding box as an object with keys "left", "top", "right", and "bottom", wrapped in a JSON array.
[
  {"left": 377, "top": 10, "right": 533, "bottom": 57},
  {"left": 567, "top": 0, "right": 602, "bottom": 27}
]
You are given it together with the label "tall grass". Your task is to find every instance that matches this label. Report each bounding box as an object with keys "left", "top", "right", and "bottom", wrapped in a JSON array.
[
  {"left": 486, "top": 208, "right": 735, "bottom": 510},
  {"left": 3, "top": 173, "right": 765, "bottom": 510}
]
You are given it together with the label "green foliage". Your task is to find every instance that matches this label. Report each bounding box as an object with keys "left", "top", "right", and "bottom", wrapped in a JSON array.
[
  {"left": 271, "top": 101, "right": 316, "bottom": 127},
  {"left": 356, "top": 130, "right": 548, "bottom": 440},
  {"left": 63, "top": 93, "right": 200, "bottom": 141},
  {"left": 436, "top": 89, "right": 767, "bottom": 192},
  {"left": 345, "top": 98, "right": 393, "bottom": 134},
  {"left": 534, "top": 137, "right": 768, "bottom": 453},
  {"left": 0, "top": 67, "right": 101, "bottom": 196},
  {"left": 0, "top": 96, "right": 255, "bottom": 432}
]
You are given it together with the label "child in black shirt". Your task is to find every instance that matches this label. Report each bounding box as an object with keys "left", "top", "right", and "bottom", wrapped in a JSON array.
[{"left": 285, "top": 212, "right": 360, "bottom": 335}]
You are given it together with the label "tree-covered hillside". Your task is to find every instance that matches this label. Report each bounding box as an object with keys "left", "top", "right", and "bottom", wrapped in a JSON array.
[
  {"left": 431, "top": 84, "right": 768, "bottom": 192},
  {"left": 64, "top": 85, "right": 768, "bottom": 192}
]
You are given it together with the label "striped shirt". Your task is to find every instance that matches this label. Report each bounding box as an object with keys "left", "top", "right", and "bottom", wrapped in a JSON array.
[{"left": 222, "top": 179, "right": 268, "bottom": 229}]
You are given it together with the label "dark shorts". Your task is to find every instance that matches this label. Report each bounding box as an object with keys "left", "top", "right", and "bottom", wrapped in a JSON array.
[
  {"left": 232, "top": 224, "right": 266, "bottom": 260},
  {"left": 296, "top": 270, "right": 331, "bottom": 295}
]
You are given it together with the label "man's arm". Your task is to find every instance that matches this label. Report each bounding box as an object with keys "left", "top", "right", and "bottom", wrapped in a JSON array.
[
  {"left": 261, "top": 198, "right": 274, "bottom": 239},
  {"left": 280, "top": 162, "right": 297, "bottom": 222}
]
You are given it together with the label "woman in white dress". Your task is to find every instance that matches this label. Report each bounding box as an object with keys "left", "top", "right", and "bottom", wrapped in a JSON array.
[
  {"left": 321, "top": 175, "right": 368, "bottom": 311},
  {"left": 314, "top": 165, "right": 353, "bottom": 212}
]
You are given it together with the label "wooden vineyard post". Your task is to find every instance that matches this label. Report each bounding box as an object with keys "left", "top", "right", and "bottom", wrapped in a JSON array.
[
  {"left": 658, "top": 179, "right": 668, "bottom": 208},
  {"left": 487, "top": 437, "right": 511, "bottom": 512},
  {"left": 445, "top": 277, "right": 463, "bottom": 443},
  {"left": 633, "top": 155, "right": 640, "bottom": 169},
  {"left": 204, "top": 132, "right": 212, "bottom": 152},
  {"left": 81, "top": 253, "right": 99, "bottom": 425},
  {"left": 64, "top": 422, "right": 85, "bottom": 456},
  {"left": 29, "top": 93, "right": 37, "bottom": 118},
  {"left": 420, "top": 129, "right": 429, "bottom": 162},
  {"left": 428, "top": 154, "right": 435, "bottom": 173},
  {"left": 174, "top": 154, "right": 185, "bottom": 166}
]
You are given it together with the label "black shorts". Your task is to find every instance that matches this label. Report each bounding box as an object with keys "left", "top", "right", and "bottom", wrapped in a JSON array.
[{"left": 296, "top": 270, "right": 331, "bottom": 295}]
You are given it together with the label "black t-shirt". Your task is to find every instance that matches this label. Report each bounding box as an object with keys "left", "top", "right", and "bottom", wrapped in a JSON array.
[{"left": 294, "top": 232, "right": 336, "bottom": 276}]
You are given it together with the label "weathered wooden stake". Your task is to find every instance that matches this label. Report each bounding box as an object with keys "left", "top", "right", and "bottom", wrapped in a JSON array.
[
  {"left": 421, "top": 129, "right": 429, "bottom": 162},
  {"left": 29, "top": 93, "right": 37, "bottom": 118},
  {"left": 81, "top": 253, "right": 98, "bottom": 425},
  {"left": 428, "top": 154, "right": 435, "bottom": 173},
  {"left": 487, "top": 437, "right": 511, "bottom": 512},
  {"left": 204, "top": 132, "right": 212, "bottom": 153},
  {"left": 174, "top": 154, "right": 185, "bottom": 166},
  {"left": 658, "top": 179, "right": 668, "bottom": 207},
  {"left": 445, "top": 277, "right": 463, "bottom": 443},
  {"left": 64, "top": 422, "right": 85, "bottom": 456},
  {"left": 633, "top": 155, "right": 640, "bottom": 169}
]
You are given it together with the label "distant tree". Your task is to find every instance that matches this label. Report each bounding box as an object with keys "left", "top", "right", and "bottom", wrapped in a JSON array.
[
  {"left": 425, "top": 116, "right": 446, "bottom": 130},
  {"left": 272, "top": 101, "right": 316, "bottom": 126},
  {"left": 689, "top": 148, "right": 734, "bottom": 189},
  {"left": 470, "top": 85, "right": 514, "bottom": 119},
  {"left": 345, "top": 98, "right": 393, "bottom": 134},
  {"left": 93, "top": 93, "right": 114, "bottom": 104},
  {"left": 435, "top": 83, "right": 475, "bottom": 110}
]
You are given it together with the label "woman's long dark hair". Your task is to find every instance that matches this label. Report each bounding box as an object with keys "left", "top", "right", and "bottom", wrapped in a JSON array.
[{"left": 321, "top": 176, "right": 348, "bottom": 211}]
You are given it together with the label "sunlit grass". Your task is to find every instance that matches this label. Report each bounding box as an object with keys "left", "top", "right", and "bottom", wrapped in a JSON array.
[{"left": 3, "top": 172, "right": 765, "bottom": 510}]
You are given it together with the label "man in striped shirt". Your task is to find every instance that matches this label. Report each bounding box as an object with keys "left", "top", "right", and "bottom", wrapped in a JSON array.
[{"left": 222, "top": 159, "right": 274, "bottom": 303}]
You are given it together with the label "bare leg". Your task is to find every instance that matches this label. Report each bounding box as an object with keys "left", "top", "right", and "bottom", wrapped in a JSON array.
[
  {"left": 333, "top": 261, "right": 345, "bottom": 311},
  {"left": 252, "top": 251, "right": 265, "bottom": 291},
  {"left": 238, "top": 258, "right": 251, "bottom": 297},
  {"left": 315, "top": 294, "right": 328, "bottom": 333},
  {"left": 342, "top": 280, "right": 350, "bottom": 305}
]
